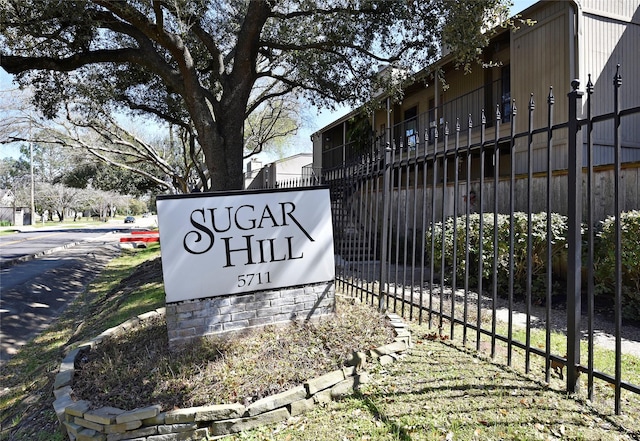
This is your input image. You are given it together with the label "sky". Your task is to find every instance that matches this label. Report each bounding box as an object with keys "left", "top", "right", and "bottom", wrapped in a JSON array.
[{"left": 0, "top": 0, "right": 538, "bottom": 162}]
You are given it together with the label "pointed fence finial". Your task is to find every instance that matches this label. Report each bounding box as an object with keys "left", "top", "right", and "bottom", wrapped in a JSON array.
[
  {"left": 512, "top": 99, "right": 517, "bottom": 116},
  {"left": 456, "top": 117, "right": 460, "bottom": 132},
  {"left": 586, "top": 74, "right": 594, "bottom": 94},
  {"left": 468, "top": 114, "right": 473, "bottom": 128},
  {"left": 548, "top": 86, "right": 555, "bottom": 105},
  {"left": 614, "top": 64, "right": 622, "bottom": 87},
  {"left": 529, "top": 93, "right": 535, "bottom": 111}
]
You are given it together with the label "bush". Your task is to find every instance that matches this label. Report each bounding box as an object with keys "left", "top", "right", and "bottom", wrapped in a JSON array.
[
  {"left": 594, "top": 210, "right": 640, "bottom": 320},
  {"left": 425, "top": 212, "right": 568, "bottom": 304}
]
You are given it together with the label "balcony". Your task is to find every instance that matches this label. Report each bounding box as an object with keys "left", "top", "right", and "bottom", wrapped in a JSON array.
[{"left": 321, "top": 78, "right": 510, "bottom": 170}]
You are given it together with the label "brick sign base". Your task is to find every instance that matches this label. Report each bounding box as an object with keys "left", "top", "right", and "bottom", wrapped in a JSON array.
[{"left": 166, "top": 282, "right": 335, "bottom": 348}]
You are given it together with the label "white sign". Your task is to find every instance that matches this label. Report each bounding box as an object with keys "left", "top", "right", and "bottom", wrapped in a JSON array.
[{"left": 156, "top": 187, "right": 335, "bottom": 303}]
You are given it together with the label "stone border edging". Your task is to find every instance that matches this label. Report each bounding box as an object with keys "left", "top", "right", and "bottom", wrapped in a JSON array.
[{"left": 53, "top": 306, "right": 412, "bottom": 441}]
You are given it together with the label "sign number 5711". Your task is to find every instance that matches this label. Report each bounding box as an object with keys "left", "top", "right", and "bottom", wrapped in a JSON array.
[{"left": 237, "top": 272, "right": 272, "bottom": 288}]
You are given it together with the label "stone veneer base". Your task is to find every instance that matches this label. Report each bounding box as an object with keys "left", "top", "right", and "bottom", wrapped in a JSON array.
[
  {"left": 165, "top": 282, "right": 336, "bottom": 349},
  {"left": 53, "top": 304, "right": 412, "bottom": 441}
]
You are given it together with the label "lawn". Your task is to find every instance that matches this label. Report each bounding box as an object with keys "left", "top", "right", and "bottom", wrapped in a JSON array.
[
  {"left": 217, "top": 319, "right": 640, "bottom": 440},
  {"left": 1, "top": 243, "right": 639, "bottom": 440}
]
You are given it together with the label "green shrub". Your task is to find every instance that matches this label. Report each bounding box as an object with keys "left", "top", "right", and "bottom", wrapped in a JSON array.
[
  {"left": 594, "top": 210, "right": 640, "bottom": 320},
  {"left": 425, "top": 212, "right": 568, "bottom": 303}
]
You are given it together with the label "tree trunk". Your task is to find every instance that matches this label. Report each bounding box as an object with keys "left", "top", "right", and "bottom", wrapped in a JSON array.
[
  {"left": 195, "top": 100, "right": 246, "bottom": 191},
  {"left": 219, "top": 119, "right": 245, "bottom": 191},
  {"left": 199, "top": 1, "right": 266, "bottom": 192}
]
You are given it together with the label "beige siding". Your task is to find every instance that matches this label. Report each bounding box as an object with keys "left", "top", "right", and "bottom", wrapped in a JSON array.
[
  {"left": 400, "top": 86, "right": 429, "bottom": 116},
  {"left": 511, "top": 7, "right": 571, "bottom": 135},
  {"left": 441, "top": 67, "right": 484, "bottom": 104},
  {"left": 510, "top": 4, "right": 572, "bottom": 174},
  {"left": 581, "top": 0, "right": 640, "bottom": 23},
  {"left": 360, "top": 164, "right": 640, "bottom": 235},
  {"left": 520, "top": 0, "right": 567, "bottom": 24},
  {"left": 581, "top": 4, "right": 640, "bottom": 161}
]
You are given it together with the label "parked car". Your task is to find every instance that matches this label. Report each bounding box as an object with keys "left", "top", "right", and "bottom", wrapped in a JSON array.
[{"left": 124, "top": 216, "right": 135, "bottom": 224}]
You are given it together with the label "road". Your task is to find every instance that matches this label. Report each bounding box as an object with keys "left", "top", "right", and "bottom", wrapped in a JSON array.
[
  {"left": 1, "top": 225, "right": 125, "bottom": 268},
  {"left": 0, "top": 218, "right": 158, "bottom": 364}
]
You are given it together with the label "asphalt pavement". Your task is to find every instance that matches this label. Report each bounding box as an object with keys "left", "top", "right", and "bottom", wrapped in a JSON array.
[
  {"left": 0, "top": 240, "right": 122, "bottom": 363},
  {"left": 0, "top": 217, "right": 158, "bottom": 364}
]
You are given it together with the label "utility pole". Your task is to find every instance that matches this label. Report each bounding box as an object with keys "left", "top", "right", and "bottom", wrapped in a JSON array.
[
  {"left": 29, "top": 114, "right": 35, "bottom": 225},
  {"left": 30, "top": 143, "right": 35, "bottom": 224}
]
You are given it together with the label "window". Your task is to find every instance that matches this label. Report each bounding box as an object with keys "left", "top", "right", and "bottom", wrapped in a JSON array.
[
  {"left": 501, "top": 65, "right": 511, "bottom": 123},
  {"left": 404, "top": 107, "right": 418, "bottom": 150}
]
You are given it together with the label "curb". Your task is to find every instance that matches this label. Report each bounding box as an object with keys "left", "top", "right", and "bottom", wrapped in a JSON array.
[
  {"left": 1, "top": 240, "right": 87, "bottom": 269},
  {"left": 52, "top": 305, "right": 412, "bottom": 440},
  {"left": 1, "top": 232, "right": 118, "bottom": 269}
]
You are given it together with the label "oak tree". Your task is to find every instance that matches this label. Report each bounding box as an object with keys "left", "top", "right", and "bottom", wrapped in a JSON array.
[{"left": 0, "top": 0, "right": 509, "bottom": 190}]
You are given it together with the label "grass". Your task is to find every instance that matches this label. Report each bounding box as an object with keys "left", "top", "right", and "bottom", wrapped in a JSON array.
[
  {"left": 0, "top": 244, "right": 163, "bottom": 440},
  {"left": 503, "top": 326, "right": 640, "bottom": 383},
  {"left": 349, "top": 283, "right": 640, "bottom": 407},
  {"left": 373, "top": 292, "right": 640, "bottom": 422},
  {"left": 494, "top": 326, "right": 640, "bottom": 419},
  {"left": 0, "top": 220, "right": 98, "bottom": 235},
  {"left": 1, "top": 215, "right": 139, "bottom": 230},
  {"left": 220, "top": 330, "right": 639, "bottom": 440},
  {"left": 2, "top": 245, "right": 640, "bottom": 440},
  {"left": 219, "top": 321, "right": 640, "bottom": 440}
]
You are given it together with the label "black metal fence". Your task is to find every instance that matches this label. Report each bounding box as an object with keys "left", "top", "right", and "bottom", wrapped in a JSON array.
[{"left": 322, "top": 67, "right": 640, "bottom": 416}]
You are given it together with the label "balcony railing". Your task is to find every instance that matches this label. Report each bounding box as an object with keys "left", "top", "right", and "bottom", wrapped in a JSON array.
[{"left": 322, "top": 78, "right": 510, "bottom": 169}]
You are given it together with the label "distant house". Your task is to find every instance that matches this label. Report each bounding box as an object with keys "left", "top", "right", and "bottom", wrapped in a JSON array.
[
  {"left": 0, "top": 189, "right": 19, "bottom": 225},
  {"left": 244, "top": 153, "right": 315, "bottom": 189},
  {"left": 0, "top": 189, "right": 15, "bottom": 206},
  {"left": 243, "top": 158, "right": 264, "bottom": 189},
  {"left": 311, "top": 0, "right": 640, "bottom": 219}
]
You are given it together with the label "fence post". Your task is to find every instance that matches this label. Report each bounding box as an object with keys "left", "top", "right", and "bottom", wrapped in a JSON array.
[
  {"left": 378, "top": 145, "right": 392, "bottom": 312},
  {"left": 567, "top": 79, "right": 584, "bottom": 393}
]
